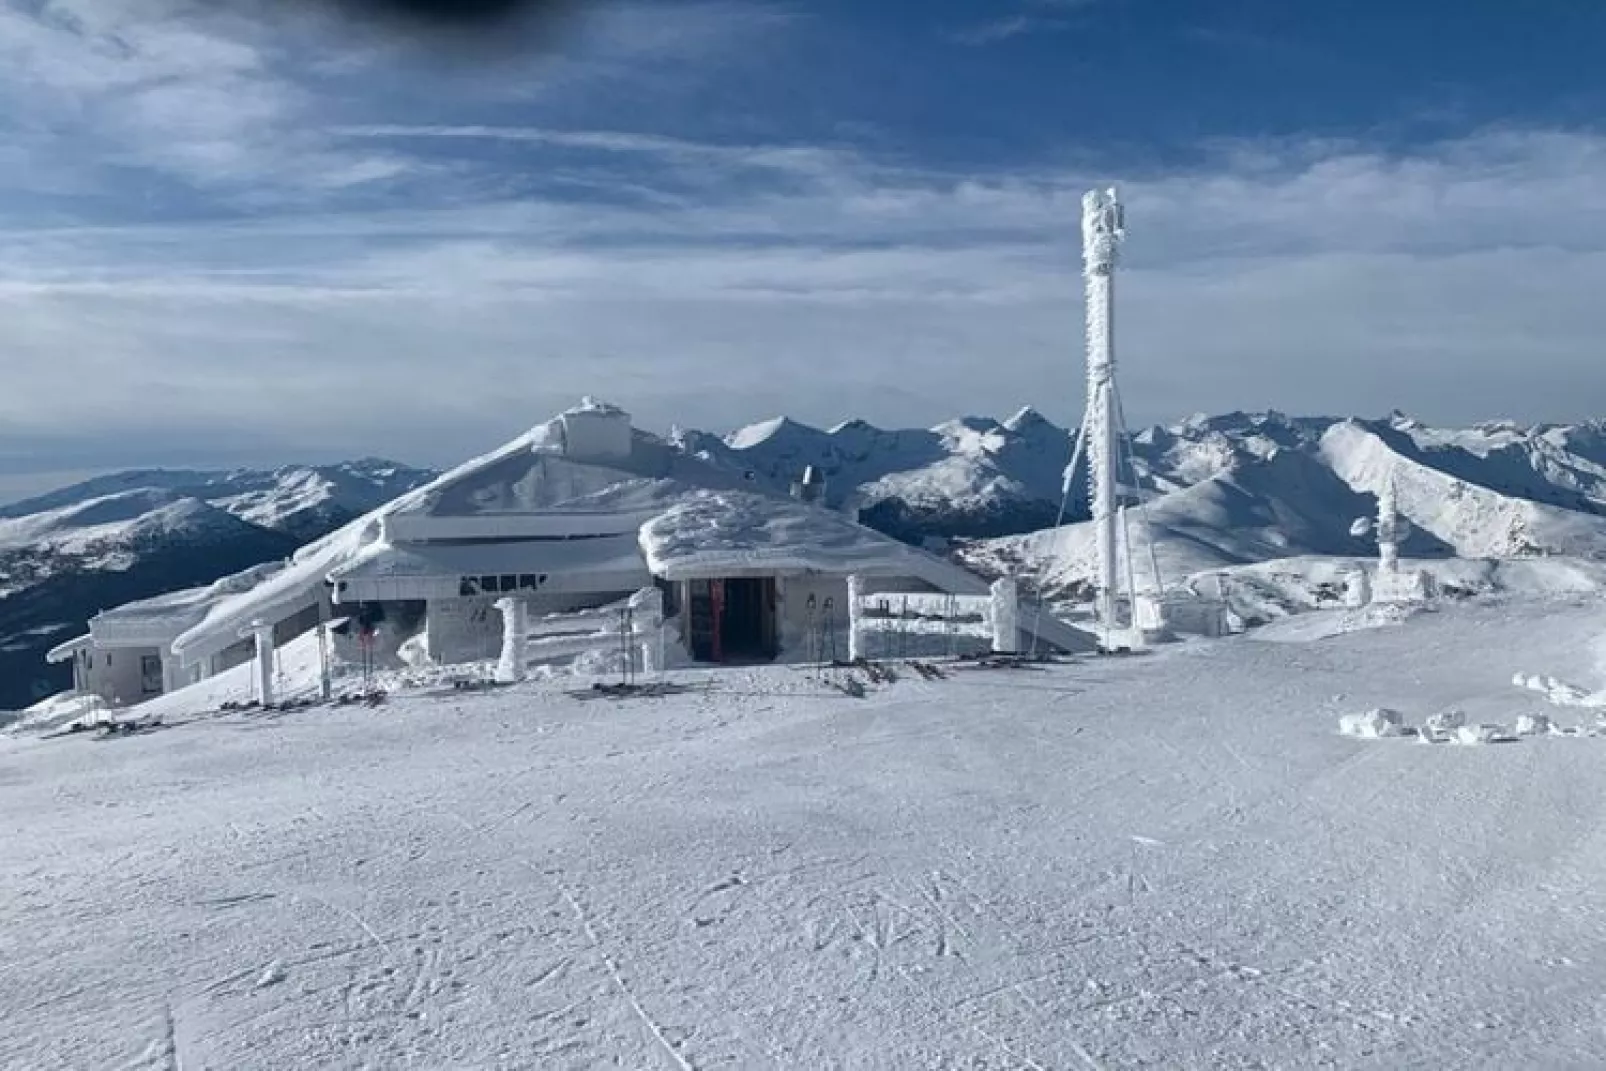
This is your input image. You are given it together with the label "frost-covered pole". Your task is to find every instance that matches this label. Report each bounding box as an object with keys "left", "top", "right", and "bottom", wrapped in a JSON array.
[
  {"left": 1082, "top": 187, "right": 1125, "bottom": 638},
  {"left": 847, "top": 575, "right": 865, "bottom": 662}
]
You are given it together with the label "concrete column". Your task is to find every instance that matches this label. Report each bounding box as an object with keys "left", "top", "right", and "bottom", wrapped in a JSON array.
[
  {"left": 990, "top": 577, "right": 1019, "bottom": 654},
  {"left": 160, "top": 651, "right": 184, "bottom": 695},
  {"left": 846, "top": 575, "right": 865, "bottom": 662},
  {"left": 495, "top": 597, "right": 529, "bottom": 684}
]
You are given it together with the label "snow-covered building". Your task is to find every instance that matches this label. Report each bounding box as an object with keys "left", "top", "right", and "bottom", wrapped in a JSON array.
[
  {"left": 44, "top": 563, "right": 299, "bottom": 708},
  {"left": 77, "top": 400, "right": 1091, "bottom": 697}
]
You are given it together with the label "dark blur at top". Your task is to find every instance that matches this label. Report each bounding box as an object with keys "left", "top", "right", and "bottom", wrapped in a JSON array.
[{"left": 281, "top": 0, "right": 587, "bottom": 59}]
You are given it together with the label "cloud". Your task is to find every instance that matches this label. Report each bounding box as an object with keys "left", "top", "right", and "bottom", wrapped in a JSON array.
[
  {"left": 946, "top": 0, "right": 1098, "bottom": 45},
  {"left": 0, "top": 0, "right": 794, "bottom": 201},
  {"left": 0, "top": 0, "right": 1602, "bottom": 481},
  {"left": 3, "top": 121, "right": 1606, "bottom": 484},
  {"left": 947, "top": 15, "right": 1039, "bottom": 46}
]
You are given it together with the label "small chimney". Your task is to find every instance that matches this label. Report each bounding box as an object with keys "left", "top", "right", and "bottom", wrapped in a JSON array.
[{"left": 790, "top": 465, "right": 826, "bottom": 504}]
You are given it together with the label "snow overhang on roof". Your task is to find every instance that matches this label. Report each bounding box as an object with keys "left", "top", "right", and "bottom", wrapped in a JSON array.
[
  {"left": 86, "top": 566, "right": 283, "bottom": 650},
  {"left": 46, "top": 635, "right": 92, "bottom": 663},
  {"left": 639, "top": 490, "right": 988, "bottom": 587},
  {"left": 327, "top": 535, "right": 653, "bottom": 603}
]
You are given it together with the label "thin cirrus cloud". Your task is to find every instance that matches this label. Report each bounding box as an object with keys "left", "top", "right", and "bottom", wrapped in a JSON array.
[
  {"left": 0, "top": 0, "right": 1602, "bottom": 495},
  {"left": 946, "top": 0, "right": 1098, "bottom": 45}
]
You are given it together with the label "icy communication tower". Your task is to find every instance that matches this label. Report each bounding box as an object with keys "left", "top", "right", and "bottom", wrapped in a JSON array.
[{"left": 1080, "top": 187, "right": 1127, "bottom": 638}]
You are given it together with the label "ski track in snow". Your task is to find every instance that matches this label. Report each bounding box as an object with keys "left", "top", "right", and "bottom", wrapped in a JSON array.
[{"left": 5, "top": 596, "right": 1606, "bottom": 1066}]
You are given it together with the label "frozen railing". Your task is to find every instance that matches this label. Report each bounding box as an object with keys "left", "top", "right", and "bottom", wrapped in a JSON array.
[
  {"left": 847, "top": 575, "right": 1018, "bottom": 661},
  {"left": 495, "top": 588, "right": 666, "bottom": 682}
]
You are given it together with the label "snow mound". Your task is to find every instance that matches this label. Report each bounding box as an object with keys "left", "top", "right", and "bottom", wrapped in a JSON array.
[
  {"left": 1515, "top": 713, "right": 1554, "bottom": 736},
  {"left": 1250, "top": 602, "right": 1417, "bottom": 643},
  {"left": 1454, "top": 724, "right": 1514, "bottom": 746},
  {"left": 1425, "top": 709, "right": 1467, "bottom": 735},
  {"left": 1339, "top": 708, "right": 1405, "bottom": 739},
  {"left": 3, "top": 691, "right": 111, "bottom": 736},
  {"left": 1513, "top": 672, "right": 1606, "bottom": 709}
]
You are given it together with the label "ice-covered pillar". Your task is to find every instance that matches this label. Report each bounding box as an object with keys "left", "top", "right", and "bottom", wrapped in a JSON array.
[
  {"left": 244, "top": 620, "right": 275, "bottom": 706},
  {"left": 1082, "top": 188, "right": 1125, "bottom": 636},
  {"left": 1376, "top": 475, "right": 1402, "bottom": 575},
  {"left": 160, "top": 650, "right": 184, "bottom": 695},
  {"left": 847, "top": 575, "right": 866, "bottom": 662},
  {"left": 1345, "top": 568, "right": 1372, "bottom": 609},
  {"left": 494, "top": 596, "right": 530, "bottom": 684},
  {"left": 990, "top": 577, "right": 1019, "bottom": 654},
  {"left": 629, "top": 587, "right": 664, "bottom": 674}
]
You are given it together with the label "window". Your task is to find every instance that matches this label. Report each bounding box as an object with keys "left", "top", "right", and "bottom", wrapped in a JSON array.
[
  {"left": 499, "top": 575, "right": 517, "bottom": 592},
  {"left": 518, "top": 574, "right": 538, "bottom": 590}
]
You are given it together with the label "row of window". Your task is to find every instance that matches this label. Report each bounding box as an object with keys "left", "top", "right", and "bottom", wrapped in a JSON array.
[{"left": 459, "top": 574, "right": 550, "bottom": 598}]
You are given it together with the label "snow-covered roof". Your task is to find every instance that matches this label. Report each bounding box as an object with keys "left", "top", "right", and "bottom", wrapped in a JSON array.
[
  {"left": 169, "top": 517, "right": 371, "bottom": 666},
  {"left": 391, "top": 419, "right": 747, "bottom": 524},
  {"left": 328, "top": 534, "right": 652, "bottom": 602},
  {"left": 640, "top": 490, "right": 986, "bottom": 585},
  {"left": 45, "top": 634, "right": 92, "bottom": 664},
  {"left": 165, "top": 401, "right": 745, "bottom": 665},
  {"left": 89, "top": 563, "right": 286, "bottom": 650},
  {"left": 641, "top": 492, "right": 1097, "bottom": 652}
]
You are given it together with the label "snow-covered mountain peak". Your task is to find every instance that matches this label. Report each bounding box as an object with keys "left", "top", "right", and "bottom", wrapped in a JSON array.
[
  {"left": 1002, "top": 405, "right": 1053, "bottom": 433},
  {"left": 1, "top": 459, "right": 436, "bottom": 542},
  {"left": 725, "top": 416, "right": 806, "bottom": 451},
  {"left": 827, "top": 417, "right": 879, "bottom": 437},
  {"left": 933, "top": 417, "right": 1008, "bottom": 456}
]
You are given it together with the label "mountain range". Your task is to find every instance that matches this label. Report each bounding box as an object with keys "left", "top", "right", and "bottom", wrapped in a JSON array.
[
  {"left": 5, "top": 409, "right": 1606, "bottom": 708},
  {"left": 0, "top": 461, "right": 435, "bottom": 708},
  {"left": 956, "top": 410, "right": 1606, "bottom": 622}
]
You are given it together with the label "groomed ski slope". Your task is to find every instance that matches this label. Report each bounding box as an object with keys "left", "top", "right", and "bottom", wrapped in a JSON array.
[{"left": 5, "top": 596, "right": 1606, "bottom": 1068}]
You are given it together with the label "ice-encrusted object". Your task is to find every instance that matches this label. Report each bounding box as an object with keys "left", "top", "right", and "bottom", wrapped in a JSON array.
[{"left": 1339, "top": 708, "right": 1405, "bottom": 739}]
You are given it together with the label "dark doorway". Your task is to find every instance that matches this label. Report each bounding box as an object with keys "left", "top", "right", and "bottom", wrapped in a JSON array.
[{"left": 686, "top": 578, "right": 778, "bottom": 663}]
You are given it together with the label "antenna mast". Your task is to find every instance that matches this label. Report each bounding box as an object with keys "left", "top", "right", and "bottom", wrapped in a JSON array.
[{"left": 1081, "top": 187, "right": 1126, "bottom": 644}]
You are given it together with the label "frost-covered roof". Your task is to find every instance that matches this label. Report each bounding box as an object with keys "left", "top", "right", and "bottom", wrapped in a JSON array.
[
  {"left": 45, "top": 634, "right": 92, "bottom": 664},
  {"left": 165, "top": 402, "right": 744, "bottom": 664},
  {"left": 395, "top": 423, "right": 748, "bottom": 520},
  {"left": 169, "top": 513, "right": 378, "bottom": 665},
  {"left": 87, "top": 563, "right": 288, "bottom": 651},
  {"left": 639, "top": 490, "right": 988, "bottom": 586},
  {"left": 329, "top": 535, "right": 650, "bottom": 585}
]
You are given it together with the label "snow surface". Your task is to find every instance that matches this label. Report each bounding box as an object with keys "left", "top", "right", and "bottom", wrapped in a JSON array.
[{"left": 8, "top": 596, "right": 1606, "bottom": 1067}]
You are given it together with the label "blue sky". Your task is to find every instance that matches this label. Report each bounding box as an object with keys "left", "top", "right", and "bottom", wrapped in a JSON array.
[{"left": 2, "top": 0, "right": 1605, "bottom": 500}]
